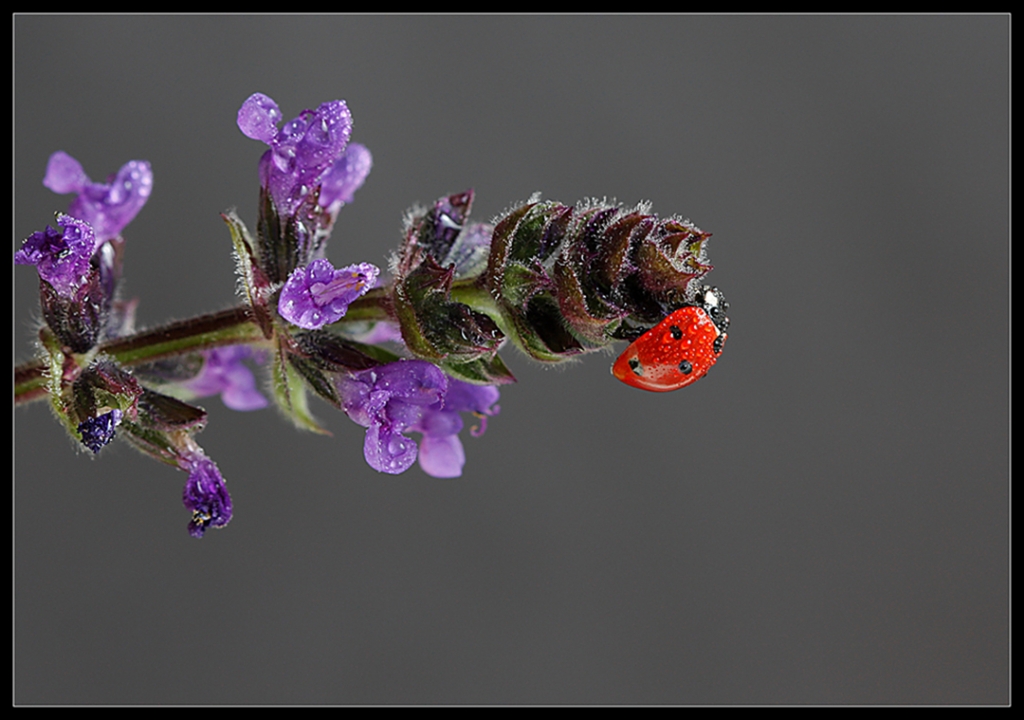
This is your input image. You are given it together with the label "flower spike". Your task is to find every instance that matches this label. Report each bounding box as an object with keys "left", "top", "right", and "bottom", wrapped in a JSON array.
[{"left": 15, "top": 90, "right": 728, "bottom": 538}]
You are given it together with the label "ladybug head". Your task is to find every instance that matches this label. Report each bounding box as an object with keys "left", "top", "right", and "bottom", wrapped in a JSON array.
[{"left": 697, "top": 285, "right": 730, "bottom": 334}]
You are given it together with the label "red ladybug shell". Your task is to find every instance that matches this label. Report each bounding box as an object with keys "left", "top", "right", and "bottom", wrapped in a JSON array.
[{"left": 612, "top": 306, "right": 726, "bottom": 392}]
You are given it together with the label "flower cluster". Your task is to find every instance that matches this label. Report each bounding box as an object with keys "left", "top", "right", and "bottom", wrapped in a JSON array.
[
  {"left": 236, "top": 92, "right": 373, "bottom": 285},
  {"left": 15, "top": 91, "right": 727, "bottom": 538},
  {"left": 480, "top": 197, "right": 715, "bottom": 360}
]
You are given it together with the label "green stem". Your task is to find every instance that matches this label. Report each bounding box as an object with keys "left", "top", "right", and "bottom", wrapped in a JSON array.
[
  {"left": 14, "top": 293, "right": 396, "bottom": 406},
  {"left": 14, "top": 306, "right": 264, "bottom": 406},
  {"left": 100, "top": 307, "right": 265, "bottom": 365}
]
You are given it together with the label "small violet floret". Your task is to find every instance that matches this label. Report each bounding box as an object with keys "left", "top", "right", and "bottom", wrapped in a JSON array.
[
  {"left": 338, "top": 360, "right": 448, "bottom": 475},
  {"left": 278, "top": 259, "right": 379, "bottom": 330},
  {"left": 181, "top": 452, "right": 233, "bottom": 538},
  {"left": 77, "top": 409, "right": 124, "bottom": 454},
  {"left": 237, "top": 92, "right": 360, "bottom": 218},
  {"left": 413, "top": 379, "right": 500, "bottom": 478},
  {"left": 43, "top": 151, "right": 152, "bottom": 241},
  {"left": 337, "top": 361, "right": 500, "bottom": 478},
  {"left": 180, "top": 345, "right": 268, "bottom": 411},
  {"left": 15, "top": 214, "right": 99, "bottom": 298}
]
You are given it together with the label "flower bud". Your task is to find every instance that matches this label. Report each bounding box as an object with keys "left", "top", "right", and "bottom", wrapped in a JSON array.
[
  {"left": 391, "top": 192, "right": 508, "bottom": 375},
  {"left": 483, "top": 198, "right": 715, "bottom": 360},
  {"left": 181, "top": 451, "right": 232, "bottom": 538},
  {"left": 15, "top": 215, "right": 118, "bottom": 352},
  {"left": 69, "top": 359, "right": 143, "bottom": 453}
]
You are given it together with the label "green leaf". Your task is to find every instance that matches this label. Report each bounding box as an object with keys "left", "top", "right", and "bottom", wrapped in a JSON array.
[{"left": 270, "top": 339, "right": 330, "bottom": 435}]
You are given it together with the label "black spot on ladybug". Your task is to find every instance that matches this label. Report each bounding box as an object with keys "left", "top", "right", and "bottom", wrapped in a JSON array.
[
  {"left": 678, "top": 359, "right": 693, "bottom": 375},
  {"left": 713, "top": 335, "right": 724, "bottom": 354},
  {"left": 628, "top": 357, "right": 643, "bottom": 376},
  {"left": 670, "top": 325, "right": 682, "bottom": 340}
]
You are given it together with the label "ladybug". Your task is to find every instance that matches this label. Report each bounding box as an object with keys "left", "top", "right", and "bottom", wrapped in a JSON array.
[{"left": 612, "top": 285, "right": 729, "bottom": 392}]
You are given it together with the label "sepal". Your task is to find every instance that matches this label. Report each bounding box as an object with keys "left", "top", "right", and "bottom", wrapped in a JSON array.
[
  {"left": 39, "top": 268, "right": 109, "bottom": 354},
  {"left": 69, "top": 359, "right": 143, "bottom": 453},
  {"left": 439, "top": 353, "right": 516, "bottom": 386},
  {"left": 117, "top": 388, "right": 209, "bottom": 466},
  {"left": 255, "top": 185, "right": 333, "bottom": 285},
  {"left": 393, "top": 256, "right": 505, "bottom": 362},
  {"left": 222, "top": 210, "right": 274, "bottom": 339},
  {"left": 269, "top": 337, "right": 330, "bottom": 434}
]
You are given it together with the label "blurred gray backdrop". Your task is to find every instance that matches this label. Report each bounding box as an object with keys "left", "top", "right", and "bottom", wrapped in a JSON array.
[{"left": 14, "top": 15, "right": 1008, "bottom": 705}]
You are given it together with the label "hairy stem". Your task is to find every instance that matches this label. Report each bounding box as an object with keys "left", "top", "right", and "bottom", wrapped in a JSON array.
[{"left": 14, "top": 291, "right": 396, "bottom": 406}]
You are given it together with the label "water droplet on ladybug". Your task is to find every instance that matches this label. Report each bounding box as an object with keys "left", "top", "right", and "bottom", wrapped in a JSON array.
[{"left": 612, "top": 299, "right": 727, "bottom": 392}]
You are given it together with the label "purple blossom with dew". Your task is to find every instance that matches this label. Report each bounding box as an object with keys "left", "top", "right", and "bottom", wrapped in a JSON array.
[
  {"left": 181, "top": 452, "right": 233, "bottom": 538},
  {"left": 180, "top": 346, "right": 268, "bottom": 411},
  {"left": 14, "top": 214, "right": 99, "bottom": 298},
  {"left": 412, "top": 379, "right": 500, "bottom": 478},
  {"left": 278, "top": 259, "right": 379, "bottom": 330},
  {"left": 337, "top": 361, "right": 500, "bottom": 477},
  {"left": 77, "top": 409, "right": 124, "bottom": 454},
  {"left": 337, "top": 360, "right": 449, "bottom": 475},
  {"left": 237, "top": 92, "right": 354, "bottom": 218},
  {"left": 43, "top": 151, "right": 152, "bottom": 241},
  {"left": 319, "top": 142, "right": 373, "bottom": 213}
]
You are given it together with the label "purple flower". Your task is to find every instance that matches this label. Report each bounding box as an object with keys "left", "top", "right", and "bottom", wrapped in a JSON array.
[
  {"left": 237, "top": 92, "right": 354, "bottom": 218},
  {"left": 181, "top": 452, "right": 233, "bottom": 538},
  {"left": 77, "top": 409, "right": 124, "bottom": 453},
  {"left": 278, "top": 259, "right": 379, "bottom": 330},
  {"left": 337, "top": 360, "right": 449, "bottom": 475},
  {"left": 319, "top": 142, "right": 372, "bottom": 213},
  {"left": 337, "top": 361, "right": 500, "bottom": 478},
  {"left": 412, "top": 379, "right": 500, "bottom": 478},
  {"left": 43, "top": 151, "right": 152, "bottom": 241},
  {"left": 180, "top": 345, "right": 268, "bottom": 411},
  {"left": 15, "top": 214, "right": 100, "bottom": 298}
]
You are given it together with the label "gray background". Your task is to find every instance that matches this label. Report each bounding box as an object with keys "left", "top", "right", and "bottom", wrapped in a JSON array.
[{"left": 14, "top": 15, "right": 1008, "bottom": 705}]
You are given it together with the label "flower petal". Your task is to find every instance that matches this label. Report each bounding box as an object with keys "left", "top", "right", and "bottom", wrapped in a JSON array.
[
  {"left": 182, "top": 453, "right": 233, "bottom": 538},
  {"left": 364, "top": 422, "right": 419, "bottom": 475},
  {"left": 14, "top": 215, "right": 99, "bottom": 298},
  {"left": 43, "top": 151, "right": 89, "bottom": 194},
  {"left": 319, "top": 142, "right": 373, "bottom": 210},
  {"left": 417, "top": 432, "right": 466, "bottom": 478}
]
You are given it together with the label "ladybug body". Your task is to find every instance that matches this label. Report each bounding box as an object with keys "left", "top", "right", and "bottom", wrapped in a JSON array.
[{"left": 612, "top": 286, "right": 729, "bottom": 392}]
